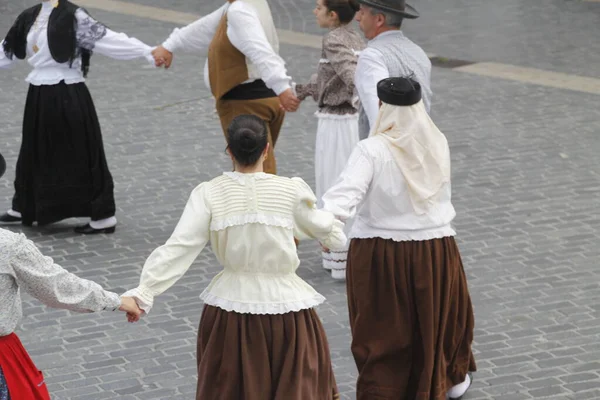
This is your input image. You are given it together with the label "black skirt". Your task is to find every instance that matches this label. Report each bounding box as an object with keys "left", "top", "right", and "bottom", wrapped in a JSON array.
[{"left": 11, "top": 81, "right": 115, "bottom": 225}]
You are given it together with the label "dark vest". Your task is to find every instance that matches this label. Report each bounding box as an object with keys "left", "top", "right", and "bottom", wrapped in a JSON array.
[{"left": 3, "top": 1, "right": 93, "bottom": 77}]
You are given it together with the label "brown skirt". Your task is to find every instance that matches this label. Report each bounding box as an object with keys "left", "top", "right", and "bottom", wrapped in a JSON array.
[
  {"left": 347, "top": 236, "right": 476, "bottom": 400},
  {"left": 196, "top": 304, "right": 339, "bottom": 400}
]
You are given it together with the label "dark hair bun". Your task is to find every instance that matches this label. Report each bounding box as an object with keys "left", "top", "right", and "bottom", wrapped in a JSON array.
[
  {"left": 226, "top": 115, "right": 268, "bottom": 167},
  {"left": 232, "top": 128, "right": 261, "bottom": 153},
  {"left": 325, "top": 0, "right": 360, "bottom": 23}
]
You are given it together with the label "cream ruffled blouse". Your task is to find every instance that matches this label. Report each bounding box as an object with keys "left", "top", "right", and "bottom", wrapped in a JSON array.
[{"left": 123, "top": 172, "right": 347, "bottom": 315}]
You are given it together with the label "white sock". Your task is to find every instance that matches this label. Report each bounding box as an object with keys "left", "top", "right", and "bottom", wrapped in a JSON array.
[
  {"left": 89, "top": 216, "right": 117, "bottom": 229},
  {"left": 7, "top": 209, "right": 22, "bottom": 218},
  {"left": 447, "top": 373, "right": 471, "bottom": 398}
]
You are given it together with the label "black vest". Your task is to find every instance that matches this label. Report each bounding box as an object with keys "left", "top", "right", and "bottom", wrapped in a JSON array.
[{"left": 3, "top": 1, "right": 93, "bottom": 77}]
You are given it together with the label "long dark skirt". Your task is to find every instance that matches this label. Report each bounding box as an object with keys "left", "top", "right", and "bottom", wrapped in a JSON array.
[
  {"left": 11, "top": 81, "right": 115, "bottom": 225},
  {"left": 347, "top": 236, "right": 476, "bottom": 400},
  {"left": 196, "top": 305, "right": 339, "bottom": 400}
]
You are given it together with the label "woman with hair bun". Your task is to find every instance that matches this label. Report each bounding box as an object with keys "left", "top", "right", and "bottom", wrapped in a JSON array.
[
  {"left": 123, "top": 114, "right": 345, "bottom": 400},
  {"left": 296, "top": 0, "right": 365, "bottom": 280}
]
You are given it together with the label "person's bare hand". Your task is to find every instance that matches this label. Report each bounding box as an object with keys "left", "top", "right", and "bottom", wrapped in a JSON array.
[
  {"left": 119, "top": 296, "right": 144, "bottom": 323},
  {"left": 152, "top": 46, "right": 173, "bottom": 69},
  {"left": 279, "top": 88, "right": 300, "bottom": 112}
]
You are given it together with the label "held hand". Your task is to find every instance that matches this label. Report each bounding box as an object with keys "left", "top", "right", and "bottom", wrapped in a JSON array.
[
  {"left": 152, "top": 46, "right": 173, "bottom": 69},
  {"left": 278, "top": 88, "right": 300, "bottom": 112},
  {"left": 119, "top": 296, "right": 144, "bottom": 323}
]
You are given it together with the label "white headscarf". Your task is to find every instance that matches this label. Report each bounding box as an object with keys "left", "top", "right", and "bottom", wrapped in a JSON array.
[{"left": 370, "top": 100, "right": 451, "bottom": 215}]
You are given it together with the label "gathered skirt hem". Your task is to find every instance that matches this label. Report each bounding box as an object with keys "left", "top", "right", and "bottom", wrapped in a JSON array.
[{"left": 196, "top": 304, "right": 339, "bottom": 400}]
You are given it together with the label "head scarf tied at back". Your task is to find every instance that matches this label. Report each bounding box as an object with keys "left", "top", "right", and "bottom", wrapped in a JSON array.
[{"left": 370, "top": 77, "right": 451, "bottom": 215}]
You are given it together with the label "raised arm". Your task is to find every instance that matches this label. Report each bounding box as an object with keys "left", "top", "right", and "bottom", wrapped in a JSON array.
[
  {"left": 75, "top": 9, "right": 154, "bottom": 64},
  {"left": 9, "top": 233, "right": 121, "bottom": 313},
  {"left": 227, "top": 2, "right": 292, "bottom": 96},
  {"left": 296, "top": 73, "right": 318, "bottom": 102},
  {"left": 321, "top": 143, "right": 374, "bottom": 221},
  {"left": 355, "top": 48, "right": 388, "bottom": 128},
  {"left": 161, "top": 3, "right": 227, "bottom": 56},
  {"left": 292, "top": 178, "right": 347, "bottom": 250},
  {"left": 122, "top": 183, "right": 212, "bottom": 313}
]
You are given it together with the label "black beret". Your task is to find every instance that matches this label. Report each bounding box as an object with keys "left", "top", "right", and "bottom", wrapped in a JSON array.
[{"left": 377, "top": 77, "right": 422, "bottom": 106}]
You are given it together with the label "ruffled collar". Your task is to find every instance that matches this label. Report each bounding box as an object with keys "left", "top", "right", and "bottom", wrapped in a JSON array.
[{"left": 223, "top": 171, "right": 272, "bottom": 185}]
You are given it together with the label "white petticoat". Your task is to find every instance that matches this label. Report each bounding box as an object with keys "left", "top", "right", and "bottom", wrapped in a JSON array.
[
  {"left": 314, "top": 111, "right": 359, "bottom": 206},
  {"left": 314, "top": 111, "right": 359, "bottom": 278}
]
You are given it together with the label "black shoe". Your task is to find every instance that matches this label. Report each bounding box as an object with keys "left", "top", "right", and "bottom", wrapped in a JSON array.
[
  {"left": 74, "top": 224, "right": 116, "bottom": 234},
  {"left": 0, "top": 212, "right": 22, "bottom": 224},
  {"left": 449, "top": 372, "right": 473, "bottom": 400}
]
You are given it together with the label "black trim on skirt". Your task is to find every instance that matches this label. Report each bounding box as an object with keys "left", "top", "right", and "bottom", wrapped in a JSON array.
[{"left": 12, "top": 81, "right": 115, "bottom": 225}]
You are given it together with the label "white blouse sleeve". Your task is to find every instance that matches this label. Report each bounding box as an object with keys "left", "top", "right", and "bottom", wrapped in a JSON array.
[
  {"left": 227, "top": 2, "right": 292, "bottom": 95},
  {"left": 75, "top": 9, "right": 154, "bottom": 64},
  {"left": 355, "top": 48, "right": 389, "bottom": 128},
  {"left": 10, "top": 233, "right": 121, "bottom": 313},
  {"left": 162, "top": 3, "right": 228, "bottom": 55},
  {"left": 0, "top": 42, "right": 15, "bottom": 69},
  {"left": 321, "top": 143, "right": 374, "bottom": 221},
  {"left": 123, "top": 183, "right": 212, "bottom": 313},
  {"left": 292, "top": 178, "right": 347, "bottom": 250}
]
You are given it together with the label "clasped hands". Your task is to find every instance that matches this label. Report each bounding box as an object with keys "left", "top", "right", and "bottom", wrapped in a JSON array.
[
  {"left": 119, "top": 296, "right": 144, "bottom": 323},
  {"left": 150, "top": 46, "right": 300, "bottom": 112}
]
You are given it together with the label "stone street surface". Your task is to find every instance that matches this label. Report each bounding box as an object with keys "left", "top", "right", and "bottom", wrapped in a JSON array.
[{"left": 1, "top": 0, "right": 600, "bottom": 399}]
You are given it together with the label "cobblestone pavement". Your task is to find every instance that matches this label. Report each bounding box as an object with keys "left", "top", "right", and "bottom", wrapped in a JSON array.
[{"left": 1, "top": 1, "right": 600, "bottom": 399}]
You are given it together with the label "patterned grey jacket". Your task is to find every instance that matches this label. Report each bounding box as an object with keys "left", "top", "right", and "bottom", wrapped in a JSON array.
[
  {"left": 296, "top": 25, "right": 365, "bottom": 115},
  {"left": 0, "top": 229, "right": 120, "bottom": 336}
]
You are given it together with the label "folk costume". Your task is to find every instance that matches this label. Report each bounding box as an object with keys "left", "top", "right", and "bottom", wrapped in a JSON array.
[
  {"left": 354, "top": 0, "right": 432, "bottom": 140},
  {"left": 0, "top": 152, "right": 122, "bottom": 399},
  {"left": 123, "top": 172, "right": 346, "bottom": 400},
  {"left": 0, "top": 0, "right": 155, "bottom": 233},
  {"left": 161, "top": 0, "right": 293, "bottom": 174},
  {"left": 322, "top": 77, "right": 476, "bottom": 400},
  {"left": 296, "top": 24, "right": 365, "bottom": 280}
]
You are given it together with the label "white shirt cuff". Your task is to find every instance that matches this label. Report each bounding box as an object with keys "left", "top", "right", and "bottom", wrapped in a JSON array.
[
  {"left": 271, "top": 81, "right": 291, "bottom": 96},
  {"left": 162, "top": 39, "right": 177, "bottom": 54},
  {"left": 122, "top": 288, "right": 154, "bottom": 314}
]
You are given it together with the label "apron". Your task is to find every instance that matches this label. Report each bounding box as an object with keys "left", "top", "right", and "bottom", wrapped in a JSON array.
[{"left": 0, "top": 334, "right": 50, "bottom": 400}]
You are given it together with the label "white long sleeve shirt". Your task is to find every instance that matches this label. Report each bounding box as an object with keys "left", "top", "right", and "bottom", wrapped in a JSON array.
[
  {"left": 0, "top": 229, "right": 121, "bottom": 337},
  {"left": 123, "top": 173, "right": 347, "bottom": 315},
  {"left": 322, "top": 136, "right": 456, "bottom": 242},
  {"left": 0, "top": 2, "right": 154, "bottom": 84},
  {"left": 355, "top": 30, "right": 432, "bottom": 128},
  {"left": 161, "top": 1, "right": 292, "bottom": 95}
]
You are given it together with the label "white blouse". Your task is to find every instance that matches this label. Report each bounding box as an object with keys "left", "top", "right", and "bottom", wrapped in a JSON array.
[
  {"left": 322, "top": 136, "right": 457, "bottom": 242},
  {"left": 0, "top": 1, "right": 154, "bottom": 85},
  {"left": 162, "top": 1, "right": 292, "bottom": 96},
  {"left": 123, "top": 172, "right": 347, "bottom": 315}
]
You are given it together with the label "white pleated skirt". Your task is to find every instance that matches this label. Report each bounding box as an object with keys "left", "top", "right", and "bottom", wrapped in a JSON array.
[{"left": 314, "top": 111, "right": 359, "bottom": 279}]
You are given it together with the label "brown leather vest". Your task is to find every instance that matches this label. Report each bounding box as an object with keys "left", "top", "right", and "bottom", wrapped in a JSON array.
[{"left": 207, "top": 0, "right": 249, "bottom": 100}]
